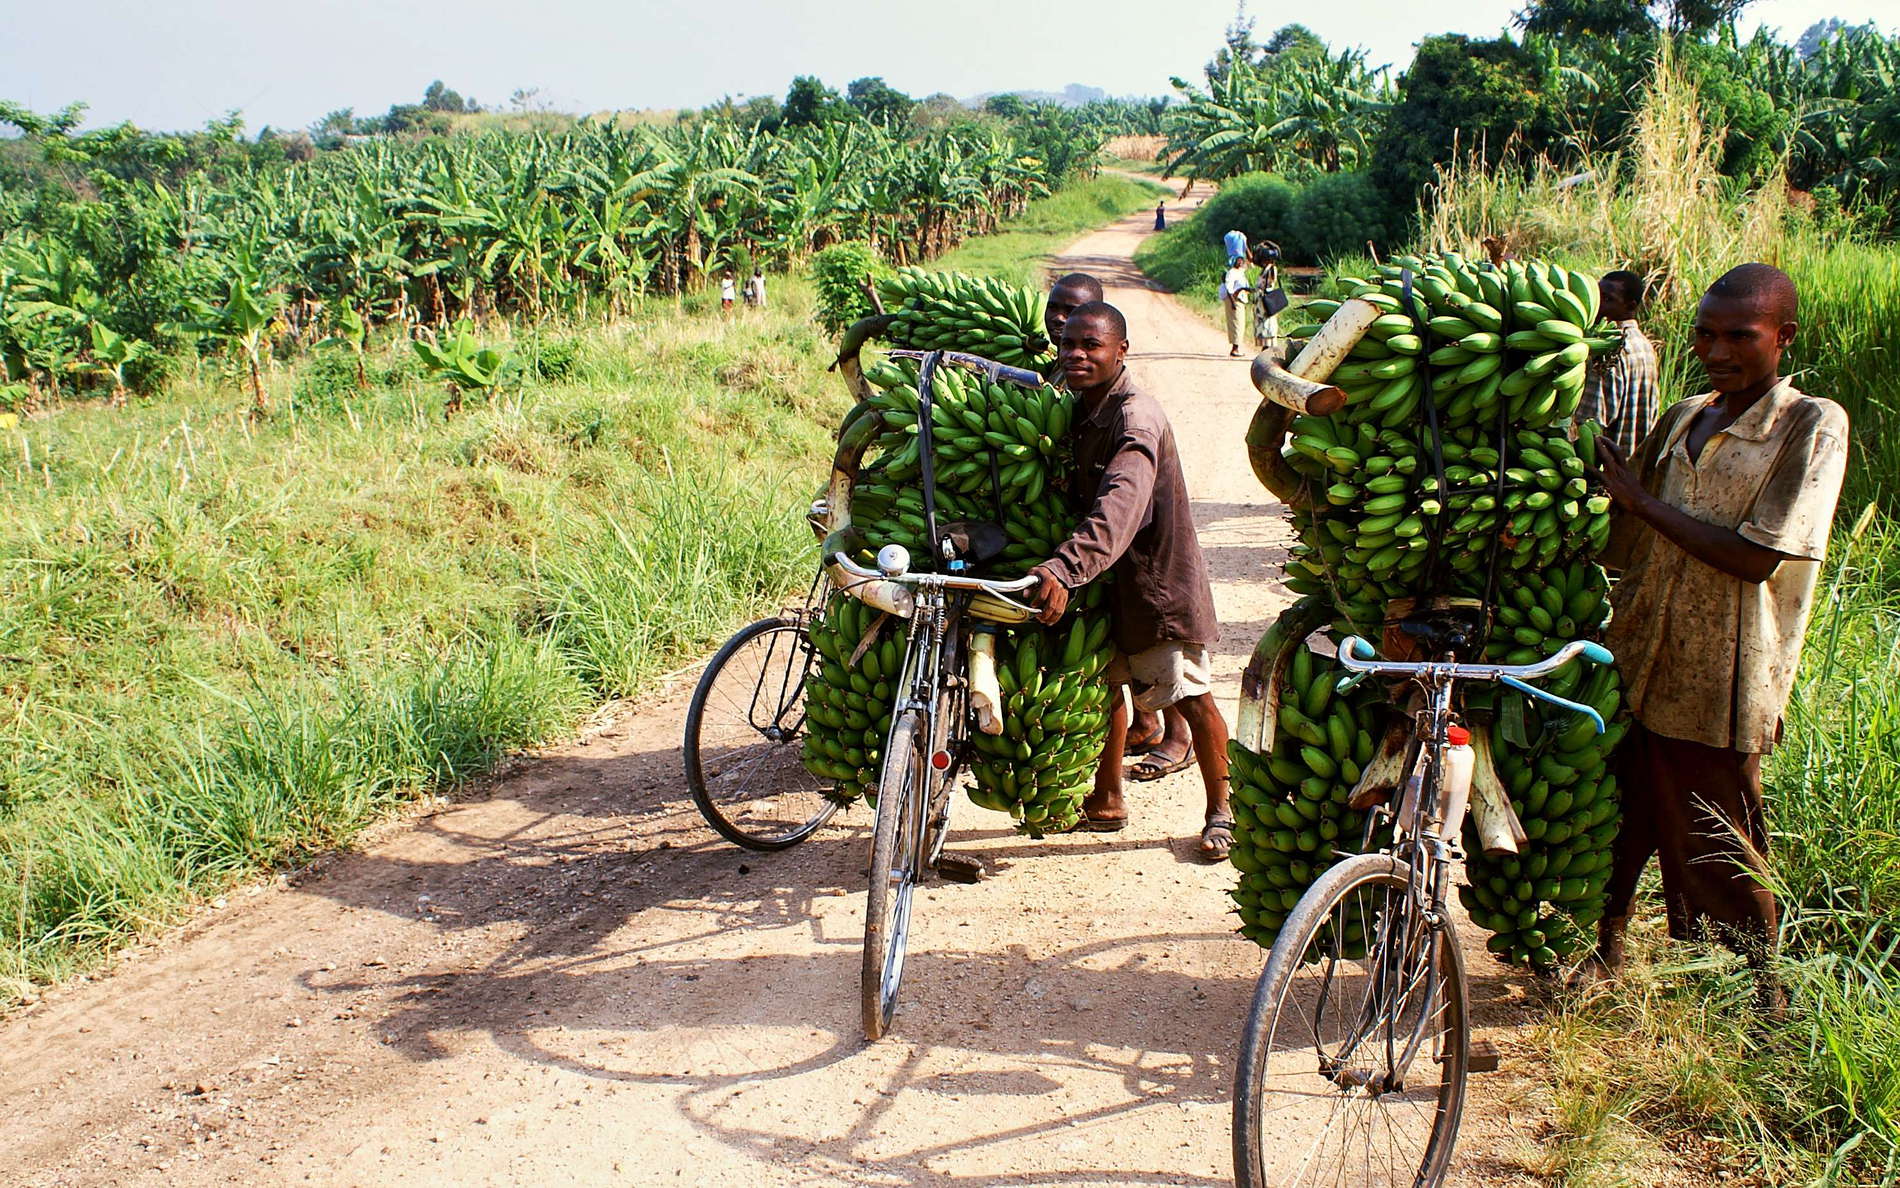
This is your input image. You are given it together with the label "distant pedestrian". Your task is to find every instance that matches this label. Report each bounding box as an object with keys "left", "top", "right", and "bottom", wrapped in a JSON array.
[
  {"left": 719, "top": 271, "right": 736, "bottom": 313},
  {"left": 1219, "top": 257, "right": 1251, "bottom": 358},
  {"left": 1575, "top": 269, "right": 1658, "bottom": 458},
  {"left": 746, "top": 269, "right": 767, "bottom": 310},
  {"left": 1154, "top": 201, "right": 1166, "bottom": 232},
  {"left": 1251, "top": 243, "right": 1284, "bottom": 358},
  {"left": 1222, "top": 229, "right": 1248, "bottom": 264}
]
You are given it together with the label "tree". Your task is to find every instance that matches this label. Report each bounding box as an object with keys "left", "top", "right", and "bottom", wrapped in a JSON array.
[
  {"left": 1516, "top": 0, "right": 1657, "bottom": 40},
  {"left": 1369, "top": 34, "right": 1570, "bottom": 208},
  {"left": 781, "top": 76, "right": 846, "bottom": 128},
  {"left": 846, "top": 77, "right": 915, "bottom": 127},
  {"left": 422, "top": 80, "right": 478, "bottom": 114},
  {"left": 982, "top": 94, "right": 1029, "bottom": 120},
  {"left": 1206, "top": 1, "right": 1260, "bottom": 83}
]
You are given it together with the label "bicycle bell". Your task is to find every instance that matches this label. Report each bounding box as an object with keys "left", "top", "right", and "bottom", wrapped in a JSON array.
[{"left": 876, "top": 544, "right": 911, "bottom": 577}]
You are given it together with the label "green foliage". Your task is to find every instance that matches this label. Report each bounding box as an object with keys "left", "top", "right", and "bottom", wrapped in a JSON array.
[
  {"left": 1286, "top": 171, "right": 1399, "bottom": 262},
  {"left": 1370, "top": 35, "right": 1576, "bottom": 211},
  {"left": 780, "top": 76, "right": 847, "bottom": 128},
  {"left": 845, "top": 77, "right": 914, "bottom": 127},
  {"left": 1195, "top": 173, "right": 1300, "bottom": 255},
  {"left": 1166, "top": 40, "right": 1391, "bottom": 183},
  {"left": 812, "top": 241, "right": 886, "bottom": 334}
]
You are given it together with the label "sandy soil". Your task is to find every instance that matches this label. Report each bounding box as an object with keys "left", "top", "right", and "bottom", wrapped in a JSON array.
[{"left": 0, "top": 190, "right": 1564, "bottom": 1186}]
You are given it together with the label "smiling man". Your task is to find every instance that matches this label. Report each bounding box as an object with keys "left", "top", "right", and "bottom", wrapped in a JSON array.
[
  {"left": 1025, "top": 301, "right": 1234, "bottom": 860},
  {"left": 1586, "top": 263, "right": 1849, "bottom": 1003}
]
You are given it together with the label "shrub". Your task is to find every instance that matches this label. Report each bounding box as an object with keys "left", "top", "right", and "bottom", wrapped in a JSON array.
[
  {"left": 1287, "top": 172, "right": 1399, "bottom": 263},
  {"left": 1195, "top": 172, "right": 1300, "bottom": 256},
  {"left": 812, "top": 241, "right": 886, "bottom": 334}
]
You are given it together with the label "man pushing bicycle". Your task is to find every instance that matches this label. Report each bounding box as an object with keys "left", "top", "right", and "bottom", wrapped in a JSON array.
[{"left": 1026, "top": 301, "right": 1236, "bottom": 860}]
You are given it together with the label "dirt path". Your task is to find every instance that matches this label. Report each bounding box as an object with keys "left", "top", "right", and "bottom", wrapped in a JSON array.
[{"left": 2, "top": 193, "right": 1556, "bottom": 1186}]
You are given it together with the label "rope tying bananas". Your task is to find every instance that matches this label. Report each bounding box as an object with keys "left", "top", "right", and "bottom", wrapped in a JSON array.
[
  {"left": 1231, "top": 250, "right": 1632, "bottom": 972},
  {"left": 801, "top": 271, "right": 1114, "bottom": 834}
]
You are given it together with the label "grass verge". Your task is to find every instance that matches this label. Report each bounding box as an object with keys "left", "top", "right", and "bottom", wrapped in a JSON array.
[{"left": 1, "top": 284, "right": 837, "bottom": 999}]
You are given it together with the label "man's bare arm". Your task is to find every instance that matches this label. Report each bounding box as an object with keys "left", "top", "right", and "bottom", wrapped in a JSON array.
[{"left": 1596, "top": 440, "right": 1786, "bottom": 583}]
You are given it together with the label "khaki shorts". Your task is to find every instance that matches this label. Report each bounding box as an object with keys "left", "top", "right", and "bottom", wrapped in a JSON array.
[{"left": 1106, "top": 641, "right": 1213, "bottom": 712}]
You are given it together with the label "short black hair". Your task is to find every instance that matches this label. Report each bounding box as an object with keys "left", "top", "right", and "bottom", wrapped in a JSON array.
[
  {"left": 1601, "top": 269, "right": 1644, "bottom": 308},
  {"left": 1065, "top": 300, "right": 1126, "bottom": 341},
  {"left": 1706, "top": 262, "right": 1798, "bottom": 323},
  {"left": 1051, "top": 272, "right": 1104, "bottom": 303}
]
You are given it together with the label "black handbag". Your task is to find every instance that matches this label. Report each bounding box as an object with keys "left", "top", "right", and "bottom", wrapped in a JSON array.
[{"left": 1258, "top": 287, "right": 1290, "bottom": 317}]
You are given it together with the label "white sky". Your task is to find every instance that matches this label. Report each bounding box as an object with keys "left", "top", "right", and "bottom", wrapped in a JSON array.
[{"left": 0, "top": 0, "right": 1885, "bottom": 134}]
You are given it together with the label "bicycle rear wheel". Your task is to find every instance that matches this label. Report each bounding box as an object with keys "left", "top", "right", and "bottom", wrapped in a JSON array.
[
  {"left": 862, "top": 709, "right": 927, "bottom": 1040},
  {"left": 684, "top": 618, "right": 836, "bottom": 851},
  {"left": 1234, "top": 852, "right": 1468, "bottom": 1188}
]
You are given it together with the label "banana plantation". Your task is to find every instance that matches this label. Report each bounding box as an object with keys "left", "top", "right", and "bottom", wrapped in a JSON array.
[{"left": 0, "top": 116, "right": 1089, "bottom": 405}]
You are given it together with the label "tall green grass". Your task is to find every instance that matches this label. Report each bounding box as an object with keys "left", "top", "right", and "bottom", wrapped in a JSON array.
[{"left": 0, "top": 285, "right": 835, "bottom": 999}]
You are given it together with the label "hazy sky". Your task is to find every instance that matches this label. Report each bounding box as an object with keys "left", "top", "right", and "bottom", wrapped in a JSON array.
[{"left": 1, "top": 0, "right": 1883, "bottom": 134}]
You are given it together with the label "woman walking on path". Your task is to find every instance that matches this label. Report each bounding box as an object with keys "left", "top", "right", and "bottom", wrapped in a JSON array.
[
  {"left": 1219, "top": 257, "right": 1251, "bottom": 357},
  {"left": 1154, "top": 201, "right": 1166, "bottom": 231},
  {"left": 1251, "top": 244, "right": 1283, "bottom": 357}
]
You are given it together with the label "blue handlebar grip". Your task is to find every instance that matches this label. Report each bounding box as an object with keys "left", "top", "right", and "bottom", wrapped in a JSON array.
[
  {"left": 1581, "top": 641, "right": 1614, "bottom": 665},
  {"left": 1347, "top": 636, "right": 1376, "bottom": 660}
]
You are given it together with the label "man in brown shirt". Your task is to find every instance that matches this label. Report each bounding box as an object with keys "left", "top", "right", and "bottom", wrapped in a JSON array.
[
  {"left": 1043, "top": 272, "right": 1194, "bottom": 777},
  {"left": 1026, "top": 302, "right": 1234, "bottom": 859},
  {"left": 1587, "top": 263, "right": 1848, "bottom": 1000}
]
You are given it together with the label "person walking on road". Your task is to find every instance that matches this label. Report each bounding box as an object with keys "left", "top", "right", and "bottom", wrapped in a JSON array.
[
  {"left": 1154, "top": 201, "right": 1167, "bottom": 232},
  {"left": 1251, "top": 244, "right": 1284, "bottom": 358},
  {"left": 1585, "top": 263, "right": 1849, "bottom": 1010},
  {"left": 1220, "top": 257, "right": 1251, "bottom": 357},
  {"left": 1028, "top": 301, "right": 1236, "bottom": 861},
  {"left": 1575, "top": 269, "right": 1658, "bottom": 457}
]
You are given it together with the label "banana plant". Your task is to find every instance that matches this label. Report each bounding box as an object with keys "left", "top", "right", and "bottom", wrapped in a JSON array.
[
  {"left": 319, "top": 300, "right": 370, "bottom": 391},
  {"left": 85, "top": 322, "right": 150, "bottom": 403},
  {"left": 169, "top": 250, "right": 286, "bottom": 415},
  {"left": 412, "top": 317, "right": 508, "bottom": 416}
]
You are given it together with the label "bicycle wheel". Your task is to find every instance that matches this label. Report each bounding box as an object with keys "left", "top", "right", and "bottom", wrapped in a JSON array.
[
  {"left": 684, "top": 618, "right": 837, "bottom": 851},
  {"left": 863, "top": 709, "right": 927, "bottom": 1040},
  {"left": 1234, "top": 852, "right": 1469, "bottom": 1188}
]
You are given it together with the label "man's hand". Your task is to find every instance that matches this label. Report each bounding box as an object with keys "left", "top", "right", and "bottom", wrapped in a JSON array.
[
  {"left": 1028, "top": 565, "right": 1069, "bottom": 625},
  {"left": 1594, "top": 439, "right": 1648, "bottom": 511}
]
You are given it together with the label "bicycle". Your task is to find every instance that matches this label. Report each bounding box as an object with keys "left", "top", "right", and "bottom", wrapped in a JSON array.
[
  {"left": 823, "top": 347, "right": 1055, "bottom": 1040},
  {"left": 682, "top": 566, "right": 841, "bottom": 852},
  {"left": 1232, "top": 608, "right": 1612, "bottom": 1187}
]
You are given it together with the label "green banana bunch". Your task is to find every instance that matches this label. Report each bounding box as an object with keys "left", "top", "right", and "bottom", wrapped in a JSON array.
[
  {"left": 877, "top": 267, "right": 1053, "bottom": 369},
  {"left": 1460, "top": 648, "right": 1626, "bottom": 971},
  {"left": 1227, "top": 609, "right": 1390, "bottom": 951},
  {"left": 967, "top": 601, "right": 1115, "bottom": 834},
  {"left": 802, "top": 592, "right": 905, "bottom": 805},
  {"left": 1245, "top": 253, "right": 1632, "bottom": 973},
  {"left": 1287, "top": 253, "right": 1621, "bottom": 434},
  {"left": 807, "top": 285, "right": 1111, "bottom": 829}
]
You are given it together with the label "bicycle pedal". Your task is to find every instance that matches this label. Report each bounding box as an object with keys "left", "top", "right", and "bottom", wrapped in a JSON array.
[
  {"left": 934, "top": 853, "right": 987, "bottom": 884},
  {"left": 1467, "top": 1038, "right": 1502, "bottom": 1073}
]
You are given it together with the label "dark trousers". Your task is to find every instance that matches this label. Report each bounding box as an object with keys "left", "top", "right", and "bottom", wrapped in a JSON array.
[{"left": 1605, "top": 722, "right": 1778, "bottom": 960}]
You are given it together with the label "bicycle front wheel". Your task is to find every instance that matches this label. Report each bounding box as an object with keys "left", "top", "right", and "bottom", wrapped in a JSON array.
[
  {"left": 862, "top": 709, "right": 927, "bottom": 1040},
  {"left": 1234, "top": 852, "right": 1469, "bottom": 1188},
  {"left": 684, "top": 618, "right": 836, "bottom": 851}
]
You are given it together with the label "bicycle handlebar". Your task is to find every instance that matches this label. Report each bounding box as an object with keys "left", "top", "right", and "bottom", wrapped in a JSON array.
[
  {"left": 829, "top": 551, "right": 1039, "bottom": 596},
  {"left": 1337, "top": 635, "right": 1616, "bottom": 735},
  {"left": 887, "top": 349, "right": 1047, "bottom": 390}
]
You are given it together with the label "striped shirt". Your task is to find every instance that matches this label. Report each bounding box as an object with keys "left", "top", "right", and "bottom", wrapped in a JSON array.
[{"left": 1575, "top": 318, "right": 1659, "bottom": 459}]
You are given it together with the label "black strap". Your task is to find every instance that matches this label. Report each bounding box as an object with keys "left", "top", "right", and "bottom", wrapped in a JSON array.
[{"left": 917, "top": 350, "right": 944, "bottom": 570}]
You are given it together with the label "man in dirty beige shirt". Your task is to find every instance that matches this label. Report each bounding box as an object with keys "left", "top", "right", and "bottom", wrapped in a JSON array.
[{"left": 1587, "top": 263, "right": 1848, "bottom": 998}]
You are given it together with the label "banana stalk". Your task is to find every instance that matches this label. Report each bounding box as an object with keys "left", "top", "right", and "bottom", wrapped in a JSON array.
[
  {"left": 1468, "top": 727, "right": 1527, "bottom": 855},
  {"left": 1236, "top": 596, "right": 1331, "bottom": 752}
]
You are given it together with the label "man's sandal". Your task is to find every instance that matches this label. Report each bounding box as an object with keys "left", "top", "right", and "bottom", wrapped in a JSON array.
[
  {"left": 1127, "top": 742, "right": 1195, "bottom": 782},
  {"left": 1125, "top": 723, "right": 1166, "bottom": 757},
  {"left": 1198, "top": 815, "right": 1236, "bottom": 862}
]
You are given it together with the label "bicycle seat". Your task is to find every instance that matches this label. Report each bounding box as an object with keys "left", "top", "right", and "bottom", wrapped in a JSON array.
[
  {"left": 936, "top": 520, "right": 1008, "bottom": 567},
  {"left": 1397, "top": 606, "right": 1485, "bottom": 659}
]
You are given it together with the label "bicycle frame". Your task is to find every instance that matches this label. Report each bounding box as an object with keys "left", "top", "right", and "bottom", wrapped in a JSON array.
[{"left": 1321, "top": 636, "right": 1614, "bottom": 1096}]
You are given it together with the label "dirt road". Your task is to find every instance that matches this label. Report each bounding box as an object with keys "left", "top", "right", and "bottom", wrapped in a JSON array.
[{"left": 2, "top": 193, "right": 1555, "bottom": 1186}]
